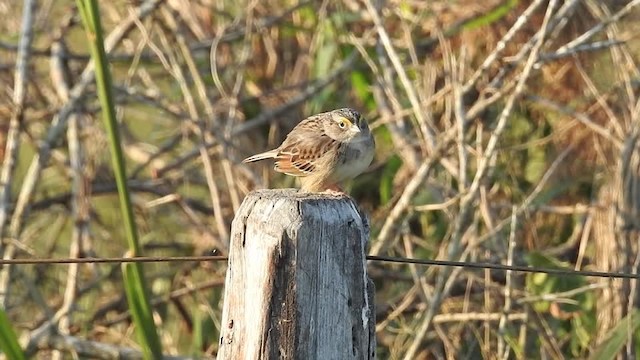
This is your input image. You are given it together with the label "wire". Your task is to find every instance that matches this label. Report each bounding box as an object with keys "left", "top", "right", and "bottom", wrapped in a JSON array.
[
  {"left": 366, "top": 255, "right": 640, "bottom": 280},
  {"left": 0, "top": 255, "right": 228, "bottom": 265},
  {"left": 1, "top": 254, "right": 638, "bottom": 280}
]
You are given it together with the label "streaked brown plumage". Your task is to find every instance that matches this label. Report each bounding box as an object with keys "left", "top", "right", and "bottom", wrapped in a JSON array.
[{"left": 243, "top": 108, "right": 375, "bottom": 192}]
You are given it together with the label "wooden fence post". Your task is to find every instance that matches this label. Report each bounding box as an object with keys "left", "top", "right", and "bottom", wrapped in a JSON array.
[{"left": 217, "top": 189, "right": 376, "bottom": 359}]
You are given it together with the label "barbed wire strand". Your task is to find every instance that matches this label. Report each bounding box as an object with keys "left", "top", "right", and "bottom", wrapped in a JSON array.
[
  {"left": 366, "top": 255, "right": 640, "bottom": 280},
  {"left": 1, "top": 254, "right": 639, "bottom": 280},
  {"left": 0, "top": 256, "right": 228, "bottom": 265}
]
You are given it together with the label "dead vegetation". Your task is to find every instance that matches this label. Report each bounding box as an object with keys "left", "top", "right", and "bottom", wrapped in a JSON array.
[{"left": 1, "top": 0, "right": 640, "bottom": 358}]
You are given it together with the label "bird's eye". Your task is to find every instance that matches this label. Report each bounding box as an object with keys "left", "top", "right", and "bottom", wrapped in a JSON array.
[{"left": 337, "top": 117, "right": 351, "bottom": 129}]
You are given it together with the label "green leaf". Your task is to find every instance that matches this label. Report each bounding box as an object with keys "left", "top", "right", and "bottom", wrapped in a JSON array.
[
  {"left": 0, "top": 309, "right": 25, "bottom": 360},
  {"left": 589, "top": 310, "right": 640, "bottom": 360}
]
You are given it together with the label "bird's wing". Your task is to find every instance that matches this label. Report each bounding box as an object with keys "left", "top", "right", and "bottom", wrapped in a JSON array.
[{"left": 274, "top": 127, "right": 337, "bottom": 177}]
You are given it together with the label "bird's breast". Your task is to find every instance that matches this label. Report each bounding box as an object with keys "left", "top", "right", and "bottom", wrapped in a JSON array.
[{"left": 332, "top": 137, "right": 374, "bottom": 182}]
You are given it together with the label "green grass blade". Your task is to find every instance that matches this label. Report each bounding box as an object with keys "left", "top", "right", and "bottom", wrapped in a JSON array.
[
  {"left": 75, "top": 0, "right": 140, "bottom": 255},
  {"left": 461, "top": 0, "right": 519, "bottom": 30},
  {"left": 0, "top": 309, "right": 25, "bottom": 360},
  {"left": 123, "top": 263, "right": 163, "bottom": 358},
  {"left": 75, "top": 0, "right": 161, "bottom": 358},
  {"left": 589, "top": 310, "right": 640, "bottom": 360}
]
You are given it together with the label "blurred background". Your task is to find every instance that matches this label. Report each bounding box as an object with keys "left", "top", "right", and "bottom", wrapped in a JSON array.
[{"left": 1, "top": 0, "right": 640, "bottom": 358}]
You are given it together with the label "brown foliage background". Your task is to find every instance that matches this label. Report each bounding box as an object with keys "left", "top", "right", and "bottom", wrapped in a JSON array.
[{"left": 1, "top": 0, "right": 640, "bottom": 358}]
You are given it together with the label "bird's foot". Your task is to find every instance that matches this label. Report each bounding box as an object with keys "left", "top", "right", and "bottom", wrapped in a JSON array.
[{"left": 323, "top": 184, "right": 348, "bottom": 196}]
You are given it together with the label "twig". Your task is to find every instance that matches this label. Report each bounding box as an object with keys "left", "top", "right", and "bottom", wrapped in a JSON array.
[
  {"left": 50, "top": 36, "right": 95, "bottom": 359},
  {"left": 517, "top": 283, "right": 604, "bottom": 304},
  {"left": 433, "top": 312, "right": 527, "bottom": 324},
  {"left": 375, "top": 285, "right": 419, "bottom": 333},
  {"left": 555, "top": 0, "right": 640, "bottom": 57},
  {"left": 156, "top": 18, "right": 230, "bottom": 246},
  {"left": 25, "top": 324, "right": 208, "bottom": 359},
  {"left": 363, "top": 0, "right": 435, "bottom": 149},
  {"left": 99, "top": 277, "right": 225, "bottom": 327},
  {"left": 487, "top": 0, "right": 581, "bottom": 90},
  {"left": 207, "top": 3, "right": 257, "bottom": 212},
  {"left": 452, "top": 44, "right": 467, "bottom": 191},
  {"left": 0, "top": 0, "right": 36, "bottom": 246},
  {"left": 526, "top": 94, "right": 623, "bottom": 149},
  {"left": 370, "top": 128, "right": 458, "bottom": 256},
  {"left": 356, "top": 27, "right": 420, "bottom": 170},
  {"left": 0, "top": 0, "right": 37, "bottom": 311},
  {"left": 469, "top": 146, "right": 574, "bottom": 253},
  {"left": 230, "top": 53, "right": 358, "bottom": 136},
  {"left": 498, "top": 206, "right": 517, "bottom": 360},
  {"left": 538, "top": 39, "right": 626, "bottom": 63},
  {"left": 461, "top": 0, "right": 546, "bottom": 94},
  {"left": 3, "top": 0, "right": 165, "bottom": 263},
  {"left": 403, "top": 1, "right": 560, "bottom": 358}
]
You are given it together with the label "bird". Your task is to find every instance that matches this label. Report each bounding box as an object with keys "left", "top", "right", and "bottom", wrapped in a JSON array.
[{"left": 243, "top": 108, "right": 375, "bottom": 193}]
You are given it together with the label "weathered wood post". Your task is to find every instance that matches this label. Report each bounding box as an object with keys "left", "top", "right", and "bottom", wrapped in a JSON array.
[{"left": 217, "top": 189, "right": 376, "bottom": 359}]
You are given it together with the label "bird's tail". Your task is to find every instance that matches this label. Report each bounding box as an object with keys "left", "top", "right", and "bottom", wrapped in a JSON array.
[{"left": 242, "top": 149, "right": 279, "bottom": 163}]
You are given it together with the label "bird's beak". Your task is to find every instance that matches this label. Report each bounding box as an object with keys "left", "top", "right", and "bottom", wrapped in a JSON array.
[{"left": 350, "top": 124, "right": 361, "bottom": 133}]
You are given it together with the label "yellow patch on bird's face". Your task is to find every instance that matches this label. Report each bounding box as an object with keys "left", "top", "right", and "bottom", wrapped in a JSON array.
[{"left": 335, "top": 117, "right": 353, "bottom": 130}]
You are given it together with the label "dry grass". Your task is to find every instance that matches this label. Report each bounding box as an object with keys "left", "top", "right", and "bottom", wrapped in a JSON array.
[{"left": 1, "top": 0, "right": 640, "bottom": 358}]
